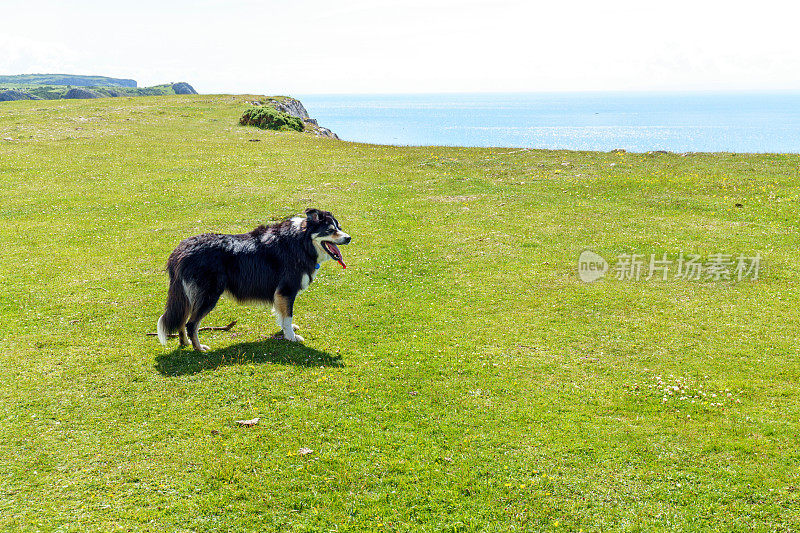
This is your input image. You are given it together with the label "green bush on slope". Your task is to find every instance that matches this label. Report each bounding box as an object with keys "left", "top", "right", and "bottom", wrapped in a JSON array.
[{"left": 239, "top": 106, "right": 304, "bottom": 132}]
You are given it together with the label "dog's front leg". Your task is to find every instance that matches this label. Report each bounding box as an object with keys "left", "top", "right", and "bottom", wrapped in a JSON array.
[{"left": 273, "top": 290, "right": 304, "bottom": 342}]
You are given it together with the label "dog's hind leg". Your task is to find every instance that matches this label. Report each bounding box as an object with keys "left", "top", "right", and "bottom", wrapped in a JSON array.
[
  {"left": 185, "top": 283, "right": 224, "bottom": 352},
  {"left": 274, "top": 290, "right": 303, "bottom": 342},
  {"left": 178, "top": 326, "right": 190, "bottom": 347}
]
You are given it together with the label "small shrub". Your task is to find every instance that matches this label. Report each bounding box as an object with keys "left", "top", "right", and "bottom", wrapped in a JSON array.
[{"left": 239, "top": 106, "right": 304, "bottom": 132}]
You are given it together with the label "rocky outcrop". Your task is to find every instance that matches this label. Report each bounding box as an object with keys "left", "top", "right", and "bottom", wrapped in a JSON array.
[
  {"left": 63, "top": 88, "right": 102, "bottom": 99},
  {"left": 0, "top": 89, "right": 39, "bottom": 101},
  {"left": 257, "top": 97, "right": 338, "bottom": 139},
  {"left": 171, "top": 82, "right": 197, "bottom": 95},
  {"left": 266, "top": 97, "right": 310, "bottom": 119},
  {"left": 303, "top": 119, "right": 340, "bottom": 140}
]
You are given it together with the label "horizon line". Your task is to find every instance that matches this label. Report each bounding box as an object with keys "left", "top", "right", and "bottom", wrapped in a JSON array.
[{"left": 285, "top": 88, "right": 800, "bottom": 97}]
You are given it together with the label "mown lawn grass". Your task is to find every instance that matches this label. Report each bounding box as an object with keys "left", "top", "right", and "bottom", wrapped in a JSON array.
[{"left": 0, "top": 95, "right": 799, "bottom": 531}]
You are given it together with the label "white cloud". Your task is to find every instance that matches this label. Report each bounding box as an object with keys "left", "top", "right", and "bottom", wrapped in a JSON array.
[
  {"left": 0, "top": 34, "right": 80, "bottom": 77},
  {"left": 1, "top": 0, "right": 798, "bottom": 93}
]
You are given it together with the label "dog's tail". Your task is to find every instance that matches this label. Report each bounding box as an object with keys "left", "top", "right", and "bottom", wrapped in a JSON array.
[{"left": 157, "top": 277, "right": 190, "bottom": 346}]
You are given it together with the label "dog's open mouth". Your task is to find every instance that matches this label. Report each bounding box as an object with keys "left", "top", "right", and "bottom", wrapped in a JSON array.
[{"left": 322, "top": 241, "right": 347, "bottom": 268}]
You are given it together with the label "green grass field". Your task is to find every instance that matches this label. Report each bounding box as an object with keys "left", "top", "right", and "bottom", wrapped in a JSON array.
[{"left": 1, "top": 95, "right": 799, "bottom": 531}]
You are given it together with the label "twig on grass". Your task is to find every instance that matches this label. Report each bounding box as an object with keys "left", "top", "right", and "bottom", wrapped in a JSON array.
[{"left": 146, "top": 320, "right": 237, "bottom": 337}]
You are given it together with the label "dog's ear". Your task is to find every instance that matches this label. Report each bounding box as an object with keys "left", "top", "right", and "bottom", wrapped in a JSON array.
[{"left": 305, "top": 208, "right": 323, "bottom": 223}]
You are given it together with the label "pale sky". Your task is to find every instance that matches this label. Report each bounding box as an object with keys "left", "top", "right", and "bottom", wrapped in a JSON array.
[{"left": 1, "top": 0, "right": 799, "bottom": 94}]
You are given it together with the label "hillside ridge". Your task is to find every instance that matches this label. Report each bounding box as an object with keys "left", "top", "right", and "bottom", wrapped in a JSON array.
[
  {"left": 0, "top": 78, "right": 198, "bottom": 102},
  {"left": 0, "top": 73, "right": 137, "bottom": 87}
]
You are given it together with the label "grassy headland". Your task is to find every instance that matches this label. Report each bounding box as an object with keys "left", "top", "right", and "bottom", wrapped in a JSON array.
[
  {"left": 0, "top": 77, "right": 196, "bottom": 101},
  {"left": 0, "top": 74, "right": 138, "bottom": 88},
  {"left": 0, "top": 95, "right": 798, "bottom": 531}
]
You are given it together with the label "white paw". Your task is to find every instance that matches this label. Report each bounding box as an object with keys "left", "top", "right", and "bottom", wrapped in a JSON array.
[
  {"left": 195, "top": 344, "right": 210, "bottom": 352},
  {"left": 292, "top": 324, "right": 300, "bottom": 331},
  {"left": 285, "top": 333, "right": 304, "bottom": 343}
]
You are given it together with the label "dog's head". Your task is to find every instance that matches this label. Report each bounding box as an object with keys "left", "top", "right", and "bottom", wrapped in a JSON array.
[{"left": 304, "top": 208, "right": 351, "bottom": 267}]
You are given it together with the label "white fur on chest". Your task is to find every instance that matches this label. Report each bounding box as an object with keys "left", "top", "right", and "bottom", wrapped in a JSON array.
[{"left": 299, "top": 269, "right": 318, "bottom": 292}]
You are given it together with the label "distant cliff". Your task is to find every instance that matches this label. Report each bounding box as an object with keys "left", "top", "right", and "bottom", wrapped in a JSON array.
[
  {"left": 171, "top": 82, "right": 197, "bottom": 95},
  {"left": 0, "top": 80, "right": 198, "bottom": 102},
  {"left": 0, "top": 74, "right": 137, "bottom": 87},
  {"left": 0, "top": 89, "right": 39, "bottom": 101}
]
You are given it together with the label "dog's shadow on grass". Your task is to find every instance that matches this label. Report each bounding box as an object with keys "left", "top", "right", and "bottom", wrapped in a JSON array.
[{"left": 155, "top": 338, "right": 343, "bottom": 377}]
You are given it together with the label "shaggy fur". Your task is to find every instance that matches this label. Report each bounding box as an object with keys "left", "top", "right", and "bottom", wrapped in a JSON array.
[{"left": 156, "top": 208, "right": 350, "bottom": 351}]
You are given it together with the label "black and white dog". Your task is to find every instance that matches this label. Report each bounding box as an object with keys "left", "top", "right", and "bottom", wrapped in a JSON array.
[{"left": 156, "top": 208, "right": 350, "bottom": 351}]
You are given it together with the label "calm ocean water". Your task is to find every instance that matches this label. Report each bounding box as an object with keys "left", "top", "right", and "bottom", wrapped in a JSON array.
[{"left": 299, "top": 92, "right": 800, "bottom": 153}]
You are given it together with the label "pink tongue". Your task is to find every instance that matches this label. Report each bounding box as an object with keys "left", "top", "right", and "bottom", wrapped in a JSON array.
[{"left": 327, "top": 243, "right": 346, "bottom": 269}]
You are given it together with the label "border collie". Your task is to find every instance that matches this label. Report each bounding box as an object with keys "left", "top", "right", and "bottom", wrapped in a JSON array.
[{"left": 156, "top": 208, "right": 350, "bottom": 351}]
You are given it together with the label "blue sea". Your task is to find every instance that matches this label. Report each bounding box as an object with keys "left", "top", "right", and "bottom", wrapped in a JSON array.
[{"left": 299, "top": 92, "right": 800, "bottom": 153}]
